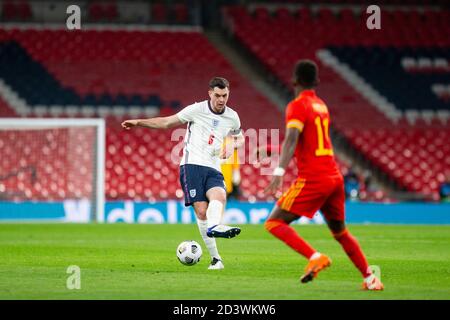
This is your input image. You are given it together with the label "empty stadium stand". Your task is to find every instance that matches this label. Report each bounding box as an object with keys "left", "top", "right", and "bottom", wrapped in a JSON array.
[
  {"left": 4, "top": 2, "right": 436, "bottom": 202},
  {"left": 224, "top": 5, "right": 450, "bottom": 199},
  {"left": 1, "top": 1, "right": 32, "bottom": 21},
  {"left": 3, "top": 26, "right": 343, "bottom": 202}
]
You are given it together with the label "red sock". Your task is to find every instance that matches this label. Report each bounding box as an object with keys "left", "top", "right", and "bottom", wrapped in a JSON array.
[
  {"left": 334, "top": 229, "right": 371, "bottom": 278},
  {"left": 265, "top": 219, "right": 315, "bottom": 259}
]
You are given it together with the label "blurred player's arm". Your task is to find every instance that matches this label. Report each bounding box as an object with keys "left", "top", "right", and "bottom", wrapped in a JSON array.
[
  {"left": 121, "top": 115, "right": 183, "bottom": 130},
  {"left": 231, "top": 130, "right": 245, "bottom": 148},
  {"left": 220, "top": 130, "right": 244, "bottom": 159},
  {"left": 221, "top": 114, "right": 244, "bottom": 158},
  {"left": 264, "top": 125, "right": 302, "bottom": 195},
  {"left": 254, "top": 144, "right": 282, "bottom": 161},
  {"left": 278, "top": 126, "right": 301, "bottom": 170}
]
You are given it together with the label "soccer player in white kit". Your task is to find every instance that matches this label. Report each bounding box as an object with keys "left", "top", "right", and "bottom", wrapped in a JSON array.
[{"left": 122, "top": 77, "right": 244, "bottom": 269}]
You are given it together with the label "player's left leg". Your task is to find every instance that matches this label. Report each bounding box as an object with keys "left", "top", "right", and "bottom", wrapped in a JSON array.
[
  {"left": 326, "top": 219, "right": 371, "bottom": 278},
  {"left": 192, "top": 201, "right": 223, "bottom": 269},
  {"left": 205, "top": 186, "right": 241, "bottom": 239},
  {"left": 265, "top": 206, "right": 331, "bottom": 283},
  {"left": 204, "top": 168, "right": 241, "bottom": 239},
  {"left": 321, "top": 177, "right": 383, "bottom": 290}
]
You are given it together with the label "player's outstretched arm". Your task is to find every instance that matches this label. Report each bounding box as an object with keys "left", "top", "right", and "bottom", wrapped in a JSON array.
[
  {"left": 264, "top": 127, "right": 300, "bottom": 195},
  {"left": 277, "top": 127, "right": 300, "bottom": 170},
  {"left": 121, "top": 115, "right": 183, "bottom": 130}
]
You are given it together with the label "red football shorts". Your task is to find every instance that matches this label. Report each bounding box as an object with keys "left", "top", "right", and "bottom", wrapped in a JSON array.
[{"left": 276, "top": 174, "right": 345, "bottom": 221}]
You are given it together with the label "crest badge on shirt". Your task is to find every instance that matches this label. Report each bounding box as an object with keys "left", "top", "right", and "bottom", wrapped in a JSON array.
[
  {"left": 190, "top": 189, "right": 197, "bottom": 198},
  {"left": 212, "top": 119, "right": 219, "bottom": 127}
]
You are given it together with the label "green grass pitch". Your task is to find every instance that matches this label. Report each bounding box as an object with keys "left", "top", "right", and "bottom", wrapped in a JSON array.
[{"left": 0, "top": 223, "right": 449, "bottom": 300}]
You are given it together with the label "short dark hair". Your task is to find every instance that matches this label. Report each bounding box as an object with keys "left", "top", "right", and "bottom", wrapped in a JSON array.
[
  {"left": 293, "top": 60, "right": 319, "bottom": 88},
  {"left": 209, "top": 77, "right": 230, "bottom": 90}
]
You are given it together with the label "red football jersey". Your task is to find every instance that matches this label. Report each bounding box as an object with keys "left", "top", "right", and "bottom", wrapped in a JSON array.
[{"left": 285, "top": 89, "right": 340, "bottom": 178}]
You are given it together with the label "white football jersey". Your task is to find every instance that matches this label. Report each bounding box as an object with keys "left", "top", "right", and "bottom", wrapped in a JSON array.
[{"left": 176, "top": 100, "right": 241, "bottom": 171}]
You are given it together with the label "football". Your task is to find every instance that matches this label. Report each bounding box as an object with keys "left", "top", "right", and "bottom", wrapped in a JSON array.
[{"left": 176, "top": 240, "right": 202, "bottom": 266}]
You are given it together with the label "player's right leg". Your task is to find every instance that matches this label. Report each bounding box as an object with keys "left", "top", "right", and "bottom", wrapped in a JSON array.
[
  {"left": 192, "top": 201, "right": 224, "bottom": 270},
  {"left": 264, "top": 206, "right": 331, "bottom": 283},
  {"left": 205, "top": 181, "right": 241, "bottom": 239}
]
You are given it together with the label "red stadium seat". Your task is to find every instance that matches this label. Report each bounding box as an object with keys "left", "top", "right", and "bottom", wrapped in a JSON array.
[
  {"left": 17, "top": 1, "right": 32, "bottom": 20},
  {"left": 3, "top": 6, "right": 448, "bottom": 201},
  {"left": 151, "top": 3, "right": 167, "bottom": 23},
  {"left": 253, "top": 7, "right": 270, "bottom": 21},
  {"left": 88, "top": 3, "right": 104, "bottom": 21},
  {"left": 2, "top": 1, "right": 17, "bottom": 21},
  {"left": 173, "top": 3, "right": 189, "bottom": 24},
  {"left": 223, "top": 5, "right": 450, "bottom": 198}
]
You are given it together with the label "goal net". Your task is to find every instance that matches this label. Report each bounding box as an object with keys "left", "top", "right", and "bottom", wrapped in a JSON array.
[{"left": 0, "top": 118, "right": 105, "bottom": 222}]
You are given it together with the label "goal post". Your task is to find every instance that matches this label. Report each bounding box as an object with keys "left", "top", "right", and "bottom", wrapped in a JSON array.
[{"left": 0, "top": 118, "right": 105, "bottom": 222}]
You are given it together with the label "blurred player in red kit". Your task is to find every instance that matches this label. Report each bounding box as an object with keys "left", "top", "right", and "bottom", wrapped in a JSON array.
[{"left": 264, "top": 60, "right": 383, "bottom": 290}]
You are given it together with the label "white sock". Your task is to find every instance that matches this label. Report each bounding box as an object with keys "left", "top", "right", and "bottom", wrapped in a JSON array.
[
  {"left": 197, "top": 219, "right": 221, "bottom": 260},
  {"left": 206, "top": 200, "right": 223, "bottom": 229},
  {"left": 310, "top": 252, "right": 322, "bottom": 260}
]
